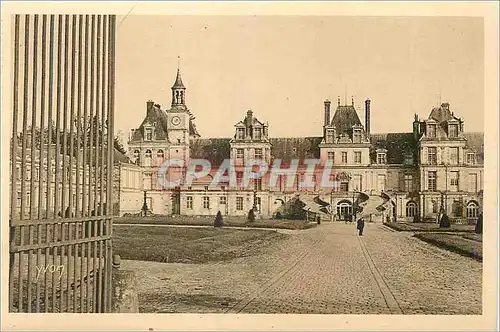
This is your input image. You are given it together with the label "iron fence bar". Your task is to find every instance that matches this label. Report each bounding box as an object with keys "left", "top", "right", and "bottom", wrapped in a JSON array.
[
  {"left": 35, "top": 15, "right": 47, "bottom": 313},
  {"left": 27, "top": 14, "right": 41, "bottom": 313},
  {"left": 82, "top": 14, "right": 89, "bottom": 223},
  {"left": 9, "top": 14, "right": 20, "bottom": 313},
  {"left": 88, "top": 15, "right": 95, "bottom": 219},
  {"left": 11, "top": 233, "right": 112, "bottom": 253},
  {"left": 54, "top": 15, "right": 62, "bottom": 224},
  {"left": 61, "top": 15, "right": 69, "bottom": 226},
  {"left": 100, "top": 15, "right": 107, "bottom": 218},
  {"left": 44, "top": 15, "right": 55, "bottom": 312},
  {"left": 77, "top": 15, "right": 84, "bottom": 312},
  {"left": 94, "top": 15, "right": 101, "bottom": 221}
]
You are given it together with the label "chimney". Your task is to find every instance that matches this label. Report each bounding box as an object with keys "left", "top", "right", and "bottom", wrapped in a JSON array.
[
  {"left": 246, "top": 110, "right": 253, "bottom": 138},
  {"left": 365, "top": 99, "right": 371, "bottom": 139},
  {"left": 324, "top": 100, "right": 331, "bottom": 128},
  {"left": 146, "top": 100, "right": 154, "bottom": 114}
]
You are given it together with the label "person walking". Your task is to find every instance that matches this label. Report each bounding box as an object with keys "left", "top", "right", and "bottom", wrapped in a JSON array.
[{"left": 357, "top": 216, "right": 365, "bottom": 236}]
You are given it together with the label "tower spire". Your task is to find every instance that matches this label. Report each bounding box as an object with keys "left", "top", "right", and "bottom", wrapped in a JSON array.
[{"left": 171, "top": 59, "right": 186, "bottom": 106}]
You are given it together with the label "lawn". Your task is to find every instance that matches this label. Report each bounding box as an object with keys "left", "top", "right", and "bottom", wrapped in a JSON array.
[
  {"left": 114, "top": 215, "right": 316, "bottom": 230},
  {"left": 113, "top": 225, "right": 287, "bottom": 264},
  {"left": 413, "top": 232, "right": 482, "bottom": 261},
  {"left": 384, "top": 222, "right": 476, "bottom": 233}
]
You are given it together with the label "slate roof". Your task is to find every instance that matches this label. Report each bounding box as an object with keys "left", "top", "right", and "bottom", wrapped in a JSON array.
[
  {"left": 129, "top": 104, "right": 169, "bottom": 142},
  {"left": 269, "top": 137, "right": 322, "bottom": 162},
  {"left": 330, "top": 105, "right": 363, "bottom": 136},
  {"left": 463, "top": 132, "right": 484, "bottom": 163},
  {"left": 172, "top": 69, "right": 185, "bottom": 89},
  {"left": 190, "top": 138, "right": 231, "bottom": 166},
  {"left": 186, "top": 132, "right": 483, "bottom": 166},
  {"left": 370, "top": 133, "right": 417, "bottom": 164}
]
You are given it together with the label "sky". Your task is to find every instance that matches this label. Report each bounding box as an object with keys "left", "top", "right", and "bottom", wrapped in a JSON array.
[{"left": 114, "top": 15, "right": 484, "bottom": 140}]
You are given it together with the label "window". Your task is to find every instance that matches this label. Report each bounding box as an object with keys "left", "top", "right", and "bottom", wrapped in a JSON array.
[
  {"left": 354, "top": 151, "right": 362, "bottom": 164},
  {"left": 255, "top": 197, "right": 261, "bottom": 212},
  {"left": 254, "top": 148, "right": 262, "bottom": 159},
  {"left": 327, "top": 151, "right": 335, "bottom": 161},
  {"left": 237, "top": 128, "right": 245, "bottom": 139},
  {"left": 428, "top": 171, "right": 437, "bottom": 191},
  {"left": 236, "top": 171, "right": 243, "bottom": 185},
  {"left": 236, "top": 197, "right": 243, "bottom": 211},
  {"left": 340, "top": 182, "right": 349, "bottom": 192},
  {"left": 353, "top": 175, "right": 362, "bottom": 191},
  {"left": 254, "top": 128, "right": 262, "bottom": 140},
  {"left": 449, "top": 124, "right": 458, "bottom": 138},
  {"left": 449, "top": 147, "right": 459, "bottom": 165},
  {"left": 467, "top": 153, "right": 476, "bottom": 165},
  {"left": 450, "top": 171, "right": 459, "bottom": 191},
  {"left": 254, "top": 178, "right": 262, "bottom": 191},
  {"left": 204, "top": 185, "right": 209, "bottom": 191},
  {"left": 468, "top": 173, "right": 477, "bottom": 192},
  {"left": 144, "top": 149, "right": 152, "bottom": 167},
  {"left": 427, "top": 124, "right": 436, "bottom": 138},
  {"left": 377, "top": 153, "right": 387, "bottom": 164},
  {"left": 466, "top": 201, "right": 479, "bottom": 219},
  {"left": 133, "top": 150, "right": 140, "bottom": 164},
  {"left": 404, "top": 152, "right": 413, "bottom": 165},
  {"left": 143, "top": 172, "right": 153, "bottom": 190},
  {"left": 236, "top": 148, "right": 244, "bottom": 160},
  {"left": 341, "top": 152, "right": 348, "bottom": 164},
  {"left": 186, "top": 196, "right": 193, "bottom": 209},
  {"left": 219, "top": 196, "right": 226, "bottom": 204},
  {"left": 157, "top": 150, "right": 164, "bottom": 164},
  {"left": 326, "top": 129, "right": 334, "bottom": 143},
  {"left": 404, "top": 174, "right": 413, "bottom": 192},
  {"left": 203, "top": 196, "right": 210, "bottom": 209},
  {"left": 377, "top": 174, "right": 386, "bottom": 191},
  {"left": 353, "top": 129, "right": 362, "bottom": 143},
  {"left": 406, "top": 202, "right": 417, "bottom": 217},
  {"left": 452, "top": 200, "right": 462, "bottom": 217},
  {"left": 17, "top": 192, "right": 21, "bottom": 208},
  {"left": 427, "top": 147, "right": 437, "bottom": 165},
  {"left": 145, "top": 128, "right": 153, "bottom": 141}
]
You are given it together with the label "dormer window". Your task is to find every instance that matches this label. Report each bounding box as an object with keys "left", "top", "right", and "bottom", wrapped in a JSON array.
[
  {"left": 254, "top": 128, "right": 262, "bottom": 140},
  {"left": 376, "top": 150, "right": 387, "bottom": 164},
  {"left": 427, "top": 124, "right": 436, "bottom": 138},
  {"left": 145, "top": 127, "right": 153, "bottom": 141},
  {"left": 467, "top": 153, "right": 476, "bottom": 165},
  {"left": 404, "top": 152, "right": 413, "bottom": 165},
  {"left": 326, "top": 129, "right": 334, "bottom": 143},
  {"left": 237, "top": 128, "right": 245, "bottom": 139},
  {"left": 449, "top": 124, "right": 458, "bottom": 138},
  {"left": 353, "top": 129, "right": 362, "bottom": 143}
]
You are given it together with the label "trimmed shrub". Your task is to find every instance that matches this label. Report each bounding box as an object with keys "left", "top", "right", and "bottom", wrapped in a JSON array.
[
  {"left": 214, "top": 211, "right": 223, "bottom": 228},
  {"left": 439, "top": 213, "right": 451, "bottom": 228},
  {"left": 275, "top": 212, "right": 282, "bottom": 220},
  {"left": 474, "top": 213, "right": 483, "bottom": 234},
  {"left": 247, "top": 209, "right": 256, "bottom": 223}
]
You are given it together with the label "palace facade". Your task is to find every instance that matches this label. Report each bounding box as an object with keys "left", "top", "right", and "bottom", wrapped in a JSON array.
[{"left": 118, "top": 69, "right": 484, "bottom": 223}]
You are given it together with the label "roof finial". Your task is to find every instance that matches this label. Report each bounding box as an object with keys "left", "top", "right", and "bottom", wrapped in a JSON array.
[
  {"left": 177, "top": 55, "right": 180, "bottom": 72},
  {"left": 351, "top": 95, "right": 354, "bottom": 106}
]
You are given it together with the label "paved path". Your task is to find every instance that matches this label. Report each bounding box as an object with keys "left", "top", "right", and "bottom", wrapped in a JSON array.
[
  {"left": 121, "top": 222, "right": 482, "bottom": 314},
  {"left": 114, "top": 223, "right": 300, "bottom": 234}
]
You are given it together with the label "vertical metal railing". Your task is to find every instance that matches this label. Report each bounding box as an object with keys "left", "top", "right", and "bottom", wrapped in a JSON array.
[{"left": 9, "top": 14, "right": 116, "bottom": 313}]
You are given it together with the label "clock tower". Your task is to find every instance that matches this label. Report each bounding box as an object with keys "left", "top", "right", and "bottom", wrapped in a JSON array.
[{"left": 166, "top": 67, "right": 192, "bottom": 163}]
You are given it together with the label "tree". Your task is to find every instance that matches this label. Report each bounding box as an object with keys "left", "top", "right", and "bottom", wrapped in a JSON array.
[
  {"left": 474, "top": 213, "right": 483, "bottom": 234},
  {"left": 214, "top": 211, "right": 223, "bottom": 228},
  {"left": 247, "top": 208, "right": 256, "bottom": 223}
]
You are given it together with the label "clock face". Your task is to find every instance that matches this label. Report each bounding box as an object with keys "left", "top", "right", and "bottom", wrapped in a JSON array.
[{"left": 171, "top": 116, "right": 181, "bottom": 126}]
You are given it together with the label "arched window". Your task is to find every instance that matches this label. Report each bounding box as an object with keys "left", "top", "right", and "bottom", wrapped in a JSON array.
[
  {"left": 144, "top": 149, "right": 152, "bottom": 167},
  {"left": 466, "top": 201, "right": 479, "bottom": 219},
  {"left": 406, "top": 201, "right": 417, "bottom": 217},
  {"left": 157, "top": 149, "right": 164, "bottom": 165}
]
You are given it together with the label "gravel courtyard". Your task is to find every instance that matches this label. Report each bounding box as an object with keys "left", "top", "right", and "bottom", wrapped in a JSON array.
[{"left": 120, "top": 222, "right": 482, "bottom": 314}]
